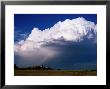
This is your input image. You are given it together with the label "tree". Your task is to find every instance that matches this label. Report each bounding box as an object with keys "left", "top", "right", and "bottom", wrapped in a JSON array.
[{"left": 14, "top": 64, "right": 18, "bottom": 69}]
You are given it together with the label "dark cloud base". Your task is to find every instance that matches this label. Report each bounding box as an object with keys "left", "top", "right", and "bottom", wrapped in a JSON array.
[{"left": 14, "top": 40, "right": 97, "bottom": 70}]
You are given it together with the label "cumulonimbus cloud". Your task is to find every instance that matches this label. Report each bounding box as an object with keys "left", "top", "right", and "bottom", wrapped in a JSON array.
[{"left": 14, "top": 17, "right": 97, "bottom": 66}]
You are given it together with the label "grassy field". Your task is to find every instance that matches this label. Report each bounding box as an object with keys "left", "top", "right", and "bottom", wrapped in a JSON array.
[{"left": 14, "top": 69, "right": 97, "bottom": 76}]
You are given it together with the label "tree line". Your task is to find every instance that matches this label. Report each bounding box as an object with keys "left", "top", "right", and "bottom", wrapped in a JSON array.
[{"left": 14, "top": 64, "right": 54, "bottom": 70}]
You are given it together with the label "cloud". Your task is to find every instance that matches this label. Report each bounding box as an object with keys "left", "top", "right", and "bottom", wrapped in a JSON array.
[
  {"left": 27, "top": 17, "right": 96, "bottom": 43},
  {"left": 14, "top": 17, "right": 97, "bottom": 66},
  {"left": 14, "top": 29, "right": 29, "bottom": 42}
]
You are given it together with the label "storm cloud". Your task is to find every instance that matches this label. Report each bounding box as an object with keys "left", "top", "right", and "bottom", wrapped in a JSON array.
[{"left": 14, "top": 17, "right": 97, "bottom": 69}]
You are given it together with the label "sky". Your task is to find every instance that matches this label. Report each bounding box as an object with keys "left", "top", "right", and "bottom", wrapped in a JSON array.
[
  {"left": 14, "top": 14, "right": 97, "bottom": 42},
  {"left": 14, "top": 14, "right": 97, "bottom": 70}
]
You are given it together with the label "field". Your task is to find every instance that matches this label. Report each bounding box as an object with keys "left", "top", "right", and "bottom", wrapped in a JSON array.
[{"left": 14, "top": 69, "right": 97, "bottom": 76}]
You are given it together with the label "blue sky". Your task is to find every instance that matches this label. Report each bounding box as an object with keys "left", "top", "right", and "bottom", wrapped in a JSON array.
[
  {"left": 14, "top": 14, "right": 97, "bottom": 30},
  {"left": 14, "top": 14, "right": 97, "bottom": 42},
  {"left": 14, "top": 14, "right": 97, "bottom": 70}
]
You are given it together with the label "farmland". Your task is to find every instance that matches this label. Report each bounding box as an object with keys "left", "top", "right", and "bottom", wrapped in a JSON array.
[{"left": 14, "top": 69, "right": 96, "bottom": 76}]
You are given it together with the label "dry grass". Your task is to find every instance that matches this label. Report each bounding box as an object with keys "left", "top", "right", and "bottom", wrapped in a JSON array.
[{"left": 14, "top": 69, "right": 97, "bottom": 76}]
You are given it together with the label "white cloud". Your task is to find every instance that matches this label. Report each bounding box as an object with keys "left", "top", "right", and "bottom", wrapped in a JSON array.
[
  {"left": 26, "top": 17, "right": 96, "bottom": 43},
  {"left": 14, "top": 17, "right": 97, "bottom": 65}
]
